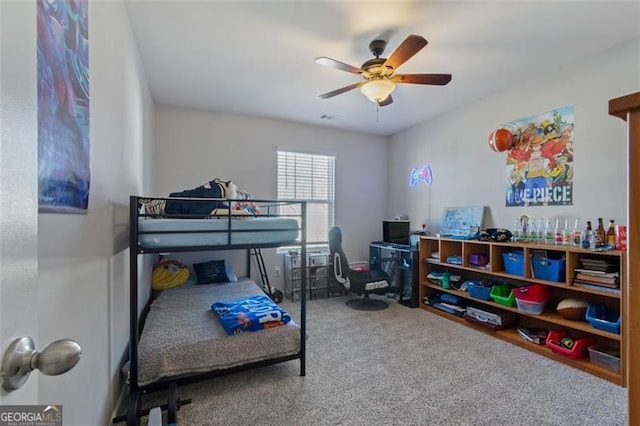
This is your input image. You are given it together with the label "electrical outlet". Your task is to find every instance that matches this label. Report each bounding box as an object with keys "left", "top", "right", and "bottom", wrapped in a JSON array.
[{"left": 274, "top": 266, "right": 281, "bottom": 277}]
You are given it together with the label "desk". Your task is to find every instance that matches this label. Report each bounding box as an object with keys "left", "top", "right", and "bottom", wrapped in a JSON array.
[{"left": 369, "top": 242, "right": 419, "bottom": 307}]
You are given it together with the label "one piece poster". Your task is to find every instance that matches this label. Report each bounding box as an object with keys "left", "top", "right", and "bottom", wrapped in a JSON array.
[
  {"left": 506, "top": 106, "right": 574, "bottom": 207},
  {"left": 37, "top": 0, "right": 90, "bottom": 213}
]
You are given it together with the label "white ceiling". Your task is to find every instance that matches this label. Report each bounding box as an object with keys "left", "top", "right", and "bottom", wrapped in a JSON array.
[{"left": 124, "top": 1, "right": 640, "bottom": 137}]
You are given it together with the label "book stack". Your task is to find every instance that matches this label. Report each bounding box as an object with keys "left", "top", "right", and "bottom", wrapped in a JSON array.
[
  {"left": 424, "top": 293, "right": 467, "bottom": 317},
  {"left": 573, "top": 258, "right": 620, "bottom": 294},
  {"left": 517, "top": 327, "right": 549, "bottom": 345}
]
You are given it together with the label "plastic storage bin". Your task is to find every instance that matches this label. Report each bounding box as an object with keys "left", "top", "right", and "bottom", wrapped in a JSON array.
[
  {"left": 587, "top": 346, "right": 621, "bottom": 373},
  {"left": 546, "top": 330, "right": 595, "bottom": 360},
  {"left": 514, "top": 299, "right": 547, "bottom": 315},
  {"left": 531, "top": 257, "right": 565, "bottom": 282},
  {"left": 489, "top": 283, "right": 516, "bottom": 307},
  {"left": 466, "top": 280, "right": 493, "bottom": 301},
  {"left": 512, "top": 284, "right": 550, "bottom": 302},
  {"left": 513, "top": 285, "right": 551, "bottom": 315},
  {"left": 586, "top": 303, "right": 621, "bottom": 334},
  {"left": 502, "top": 252, "right": 524, "bottom": 276},
  {"left": 469, "top": 253, "right": 489, "bottom": 267}
]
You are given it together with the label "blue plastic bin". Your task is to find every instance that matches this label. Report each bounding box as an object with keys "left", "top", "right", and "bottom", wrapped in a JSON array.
[
  {"left": 532, "top": 257, "right": 565, "bottom": 282},
  {"left": 502, "top": 252, "right": 524, "bottom": 276},
  {"left": 586, "top": 303, "right": 621, "bottom": 334},
  {"left": 466, "top": 281, "right": 493, "bottom": 301}
]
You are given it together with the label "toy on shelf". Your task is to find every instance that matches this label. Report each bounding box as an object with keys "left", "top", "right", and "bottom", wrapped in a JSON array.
[
  {"left": 556, "top": 298, "right": 589, "bottom": 321},
  {"left": 546, "top": 330, "right": 595, "bottom": 359}
]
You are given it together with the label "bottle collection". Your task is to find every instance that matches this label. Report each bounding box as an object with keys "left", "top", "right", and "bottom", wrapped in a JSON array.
[{"left": 512, "top": 216, "right": 625, "bottom": 250}]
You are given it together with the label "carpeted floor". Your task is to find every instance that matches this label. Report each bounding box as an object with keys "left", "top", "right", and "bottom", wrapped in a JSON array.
[{"left": 130, "top": 295, "right": 627, "bottom": 425}]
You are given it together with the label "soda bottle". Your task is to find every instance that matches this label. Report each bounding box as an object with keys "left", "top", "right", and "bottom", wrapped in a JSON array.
[
  {"left": 573, "top": 217, "right": 583, "bottom": 247},
  {"left": 595, "top": 218, "right": 606, "bottom": 248},
  {"left": 584, "top": 220, "right": 594, "bottom": 249},
  {"left": 543, "top": 218, "right": 554, "bottom": 245},
  {"left": 536, "top": 218, "right": 544, "bottom": 244},
  {"left": 562, "top": 218, "right": 571, "bottom": 246},
  {"left": 528, "top": 217, "right": 537, "bottom": 243},
  {"left": 606, "top": 220, "right": 616, "bottom": 246},
  {"left": 513, "top": 218, "right": 521, "bottom": 242},
  {"left": 554, "top": 218, "right": 563, "bottom": 245}
]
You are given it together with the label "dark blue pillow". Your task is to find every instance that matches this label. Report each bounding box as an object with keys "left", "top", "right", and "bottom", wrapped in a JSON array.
[{"left": 193, "top": 260, "right": 229, "bottom": 284}]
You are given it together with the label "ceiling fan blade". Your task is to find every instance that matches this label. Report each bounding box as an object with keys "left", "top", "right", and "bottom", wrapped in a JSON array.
[
  {"left": 315, "top": 56, "right": 363, "bottom": 74},
  {"left": 392, "top": 73, "right": 452, "bottom": 85},
  {"left": 378, "top": 95, "right": 393, "bottom": 107},
  {"left": 318, "top": 82, "right": 364, "bottom": 99},
  {"left": 383, "top": 34, "right": 428, "bottom": 71}
]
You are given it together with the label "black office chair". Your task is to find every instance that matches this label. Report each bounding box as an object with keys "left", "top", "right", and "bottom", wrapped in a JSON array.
[{"left": 329, "top": 226, "right": 393, "bottom": 311}]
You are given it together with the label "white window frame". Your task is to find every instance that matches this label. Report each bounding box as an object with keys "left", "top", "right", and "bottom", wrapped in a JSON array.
[{"left": 276, "top": 148, "right": 335, "bottom": 252}]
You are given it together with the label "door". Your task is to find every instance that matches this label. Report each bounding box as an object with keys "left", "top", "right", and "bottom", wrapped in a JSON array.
[{"left": 0, "top": 0, "right": 40, "bottom": 405}]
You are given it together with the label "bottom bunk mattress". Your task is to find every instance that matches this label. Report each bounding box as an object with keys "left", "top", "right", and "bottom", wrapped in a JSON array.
[{"left": 131, "top": 279, "right": 301, "bottom": 387}]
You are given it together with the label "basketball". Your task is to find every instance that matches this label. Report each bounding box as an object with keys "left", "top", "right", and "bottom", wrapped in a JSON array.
[{"left": 488, "top": 128, "right": 515, "bottom": 152}]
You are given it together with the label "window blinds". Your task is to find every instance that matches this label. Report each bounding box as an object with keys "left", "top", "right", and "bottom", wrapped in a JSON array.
[{"left": 277, "top": 150, "right": 335, "bottom": 244}]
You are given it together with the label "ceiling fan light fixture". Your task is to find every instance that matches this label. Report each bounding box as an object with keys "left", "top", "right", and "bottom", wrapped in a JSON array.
[
  {"left": 360, "top": 79, "right": 396, "bottom": 103},
  {"left": 316, "top": 34, "right": 450, "bottom": 104}
]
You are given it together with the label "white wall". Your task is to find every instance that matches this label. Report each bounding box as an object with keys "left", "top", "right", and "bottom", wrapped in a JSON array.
[
  {"left": 152, "top": 105, "right": 388, "bottom": 287},
  {"left": 33, "top": 1, "right": 152, "bottom": 425},
  {"left": 389, "top": 39, "right": 640, "bottom": 233}
]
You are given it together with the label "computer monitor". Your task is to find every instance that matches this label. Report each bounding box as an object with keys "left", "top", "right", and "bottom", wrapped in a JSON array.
[{"left": 383, "top": 220, "right": 410, "bottom": 246}]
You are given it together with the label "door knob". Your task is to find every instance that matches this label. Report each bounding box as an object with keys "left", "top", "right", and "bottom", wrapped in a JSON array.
[{"left": 1, "top": 337, "right": 81, "bottom": 391}]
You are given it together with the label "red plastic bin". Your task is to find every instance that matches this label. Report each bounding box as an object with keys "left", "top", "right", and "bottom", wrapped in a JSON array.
[
  {"left": 512, "top": 284, "right": 551, "bottom": 303},
  {"left": 545, "top": 330, "right": 595, "bottom": 360}
]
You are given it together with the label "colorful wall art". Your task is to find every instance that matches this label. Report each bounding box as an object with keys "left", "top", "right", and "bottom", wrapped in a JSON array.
[
  {"left": 506, "top": 106, "right": 574, "bottom": 207},
  {"left": 37, "top": 0, "right": 90, "bottom": 213}
]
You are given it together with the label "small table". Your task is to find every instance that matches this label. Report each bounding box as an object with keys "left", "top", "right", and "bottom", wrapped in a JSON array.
[{"left": 369, "top": 242, "right": 419, "bottom": 307}]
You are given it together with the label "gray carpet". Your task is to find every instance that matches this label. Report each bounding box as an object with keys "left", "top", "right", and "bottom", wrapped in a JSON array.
[{"left": 137, "top": 295, "right": 627, "bottom": 425}]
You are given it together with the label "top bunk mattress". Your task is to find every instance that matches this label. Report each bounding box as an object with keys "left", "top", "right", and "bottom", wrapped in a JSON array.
[
  {"left": 135, "top": 279, "right": 301, "bottom": 387},
  {"left": 138, "top": 216, "right": 299, "bottom": 249}
]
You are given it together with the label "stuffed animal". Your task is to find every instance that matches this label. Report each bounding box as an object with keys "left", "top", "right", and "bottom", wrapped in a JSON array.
[
  {"left": 212, "top": 178, "right": 237, "bottom": 199},
  {"left": 152, "top": 259, "right": 190, "bottom": 290}
]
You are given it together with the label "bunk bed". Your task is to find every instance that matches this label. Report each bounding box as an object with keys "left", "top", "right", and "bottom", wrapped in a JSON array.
[{"left": 119, "top": 195, "right": 307, "bottom": 425}]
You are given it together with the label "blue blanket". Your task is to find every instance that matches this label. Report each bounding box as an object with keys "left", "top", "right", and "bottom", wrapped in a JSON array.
[{"left": 212, "top": 295, "right": 291, "bottom": 335}]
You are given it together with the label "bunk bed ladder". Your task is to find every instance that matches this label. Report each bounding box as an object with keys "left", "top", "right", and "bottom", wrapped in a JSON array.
[{"left": 251, "top": 248, "right": 283, "bottom": 303}]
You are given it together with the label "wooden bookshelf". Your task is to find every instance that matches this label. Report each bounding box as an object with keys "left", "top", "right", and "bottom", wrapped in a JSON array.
[{"left": 419, "top": 236, "right": 625, "bottom": 386}]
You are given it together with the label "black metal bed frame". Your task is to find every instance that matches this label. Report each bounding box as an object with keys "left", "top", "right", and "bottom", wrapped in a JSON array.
[{"left": 117, "top": 195, "right": 307, "bottom": 425}]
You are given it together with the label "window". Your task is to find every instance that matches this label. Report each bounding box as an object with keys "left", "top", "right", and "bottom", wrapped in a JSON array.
[{"left": 277, "top": 149, "right": 335, "bottom": 245}]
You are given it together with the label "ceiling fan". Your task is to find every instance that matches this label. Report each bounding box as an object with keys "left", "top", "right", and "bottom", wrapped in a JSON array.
[{"left": 315, "top": 34, "right": 451, "bottom": 107}]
